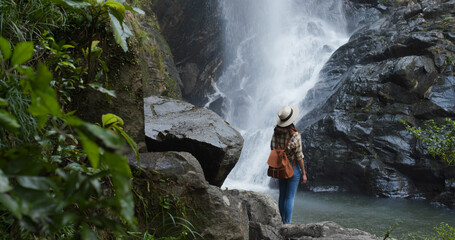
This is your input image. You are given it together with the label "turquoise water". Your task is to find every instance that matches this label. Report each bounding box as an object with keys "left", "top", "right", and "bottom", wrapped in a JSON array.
[{"left": 289, "top": 191, "right": 455, "bottom": 238}]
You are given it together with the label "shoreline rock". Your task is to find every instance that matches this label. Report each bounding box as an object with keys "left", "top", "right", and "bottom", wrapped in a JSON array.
[{"left": 280, "top": 221, "right": 381, "bottom": 240}]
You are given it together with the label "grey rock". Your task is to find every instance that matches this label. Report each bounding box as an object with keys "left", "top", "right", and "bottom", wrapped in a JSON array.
[
  {"left": 227, "top": 190, "right": 283, "bottom": 240},
  {"left": 228, "top": 190, "right": 282, "bottom": 228},
  {"left": 129, "top": 152, "right": 249, "bottom": 240},
  {"left": 135, "top": 2, "right": 183, "bottom": 99},
  {"left": 131, "top": 152, "right": 208, "bottom": 189},
  {"left": 198, "top": 186, "right": 249, "bottom": 240},
  {"left": 144, "top": 96, "right": 243, "bottom": 187},
  {"left": 280, "top": 221, "right": 381, "bottom": 240}
]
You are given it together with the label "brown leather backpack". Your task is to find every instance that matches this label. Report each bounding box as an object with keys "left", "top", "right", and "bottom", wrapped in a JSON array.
[{"left": 267, "top": 133, "right": 295, "bottom": 179}]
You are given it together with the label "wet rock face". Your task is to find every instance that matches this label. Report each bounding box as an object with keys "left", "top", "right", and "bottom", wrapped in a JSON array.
[
  {"left": 151, "top": 0, "right": 223, "bottom": 107},
  {"left": 144, "top": 96, "right": 243, "bottom": 187},
  {"left": 298, "top": 0, "right": 455, "bottom": 205},
  {"left": 132, "top": 2, "right": 183, "bottom": 99}
]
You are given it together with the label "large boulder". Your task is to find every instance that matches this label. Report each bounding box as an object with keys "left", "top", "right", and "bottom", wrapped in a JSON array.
[
  {"left": 298, "top": 0, "right": 455, "bottom": 206},
  {"left": 130, "top": 152, "right": 249, "bottom": 240},
  {"left": 227, "top": 190, "right": 283, "bottom": 240},
  {"left": 144, "top": 96, "right": 243, "bottom": 187}
]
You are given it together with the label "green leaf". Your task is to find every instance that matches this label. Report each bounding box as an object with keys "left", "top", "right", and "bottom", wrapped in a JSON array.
[
  {"left": 64, "top": 115, "right": 84, "bottom": 127},
  {"left": 17, "top": 176, "right": 56, "bottom": 191},
  {"left": 0, "top": 193, "right": 20, "bottom": 218},
  {"left": 15, "top": 65, "right": 35, "bottom": 80},
  {"left": 89, "top": 83, "right": 116, "bottom": 97},
  {"left": 0, "top": 110, "right": 20, "bottom": 134},
  {"left": 99, "top": 59, "right": 109, "bottom": 73},
  {"left": 119, "top": 188, "right": 135, "bottom": 225},
  {"left": 125, "top": 5, "right": 145, "bottom": 15},
  {"left": 0, "top": 169, "right": 12, "bottom": 193},
  {"left": 90, "top": 40, "right": 100, "bottom": 50},
  {"left": 26, "top": 63, "right": 62, "bottom": 122},
  {"left": 81, "top": 225, "right": 98, "bottom": 239},
  {"left": 112, "top": 0, "right": 125, "bottom": 4},
  {"left": 58, "top": 61, "right": 76, "bottom": 69},
  {"left": 1, "top": 146, "right": 44, "bottom": 176},
  {"left": 116, "top": 125, "right": 139, "bottom": 161},
  {"left": 105, "top": 0, "right": 126, "bottom": 24},
  {"left": 13, "top": 187, "right": 60, "bottom": 221},
  {"left": 0, "top": 98, "right": 8, "bottom": 107},
  {"left": 55, "top": 212, "right": 78, "bottom": 227},
  {"left": 0, "top": 37, "right": 12, "bottom": 60},
  {"left": 77, "top": 122, "right": 124, "bottom": 152},
  {"left": 104, "top": 151, "right": 131, "bottom": 180},
  {"left": 104, "top": 152, "right": 134, "bottom": 224},
  {"left": 11, "top": 41, "right": 33, "bottom": 66},
  {"left": 53, "top": 0, "right": 91, "bottom": 9},
  {"left": 77, "top": 130, "right": 101, "bottom": 169},
  {"left": 110, "top": 13, "right": 132, "bottom": 52},
  {"left": 62, "top": 44, "right": 75, "bottom": 50},
  {"left": 102, "top": 113, "right": 124, "bottom": 128}
]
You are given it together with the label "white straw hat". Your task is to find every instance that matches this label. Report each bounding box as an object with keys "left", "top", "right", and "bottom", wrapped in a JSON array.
[{"left": 276, "top": 105, "right": 299, "bottom": 127}]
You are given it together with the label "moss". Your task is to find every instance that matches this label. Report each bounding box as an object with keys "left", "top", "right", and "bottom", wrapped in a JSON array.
[{"left": 127, "top": 10, "right": 182, "bottom": 99}]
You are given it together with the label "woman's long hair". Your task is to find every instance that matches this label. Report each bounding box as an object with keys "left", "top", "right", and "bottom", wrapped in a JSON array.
[{"left": 274, "top": 123, "right": 298, "bottom": 135}]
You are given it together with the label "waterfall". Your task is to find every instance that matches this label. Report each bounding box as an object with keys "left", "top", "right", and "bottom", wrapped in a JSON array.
[{"left": 211, "top": 0, "right": 350, "bottom": 192}]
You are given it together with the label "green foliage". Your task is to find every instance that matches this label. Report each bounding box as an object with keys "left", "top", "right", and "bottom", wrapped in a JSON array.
[
  {"left": 0, "top": 38, "right": 136, "bottom": 238},
  {"left": 400, "top": 222, "right": 455, "bottom": 240},
  {"left": 39, "top": 33, "right": 79, "bottom": 105},
  {"left": 400, "top": 118, "right": 455, "bottom": 165},
  {"left": 0, "top": 98, "right": 20, "bottom": 134},
  {"left": 39, "top": 33, "right": 116, "bottom": 106},
  {"left": 102, "top": 113, "right": 139, "bottom": 161},
  {"left": 0, "top": 87, "right": 40, "bottom": 148},
  {"left": 383, "top": 221, "right": 403, "bottom": 240},
  {"left": 445, "top": 55, "right": 454, "bottom": 68},
  {"left": 53, "top": 0, "right": 144, "bottom": 52},
  {"left": 43, "top": 0, "right": 145, "bottom": 96},
  {"left": 0, "top": 0, "right": 68, "bottom": 42},
  {"left": 130, "top": 193, "right": 202, "bottom": 240}
]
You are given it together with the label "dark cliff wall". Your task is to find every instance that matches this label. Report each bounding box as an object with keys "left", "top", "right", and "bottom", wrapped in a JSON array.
[
  {"left": 150, "top": 0, "right": 224, "bottom": 107},
  {"left": 298, "top": 0, "right": 455, "bottom": 207}
]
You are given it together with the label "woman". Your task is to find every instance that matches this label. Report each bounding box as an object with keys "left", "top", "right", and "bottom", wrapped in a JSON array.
[{"left": 271, "top": 105, "right": 307, "bottom": 224}]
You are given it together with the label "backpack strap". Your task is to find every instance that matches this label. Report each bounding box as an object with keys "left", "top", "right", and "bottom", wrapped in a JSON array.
[
  {"left": 283, "top": 131, "right": 296, "bottom": 150},
  {"left": 275, "top": 131, "right": 296, "bottom": 150}
]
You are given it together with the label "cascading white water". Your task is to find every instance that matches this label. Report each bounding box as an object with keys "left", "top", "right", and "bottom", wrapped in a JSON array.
[{"left": 211, "top": 0, "right": 350, "bottom": 192}]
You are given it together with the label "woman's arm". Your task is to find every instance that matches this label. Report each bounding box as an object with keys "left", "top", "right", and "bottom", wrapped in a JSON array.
[{"left": 298, "top": 159, "right": 307, "bottom": 184}]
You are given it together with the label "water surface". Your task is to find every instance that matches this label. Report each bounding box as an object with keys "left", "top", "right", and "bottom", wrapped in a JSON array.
[{"left": 289, "top": 191, "right": 455, "bottom": 238}]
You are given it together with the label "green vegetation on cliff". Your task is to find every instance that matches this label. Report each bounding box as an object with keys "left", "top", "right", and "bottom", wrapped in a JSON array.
[{"left": 401, "top": 118, "right": 455, "bottom": 166}]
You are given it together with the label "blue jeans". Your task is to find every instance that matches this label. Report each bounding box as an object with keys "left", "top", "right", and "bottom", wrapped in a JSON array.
[{"left": 278, "top": 163, "right": 301, "bottom": 224}]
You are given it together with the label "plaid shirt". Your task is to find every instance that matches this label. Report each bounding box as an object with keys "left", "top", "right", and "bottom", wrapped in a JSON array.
[{"left": 271, "top": 131, "right": 304, "bottom": 163}]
